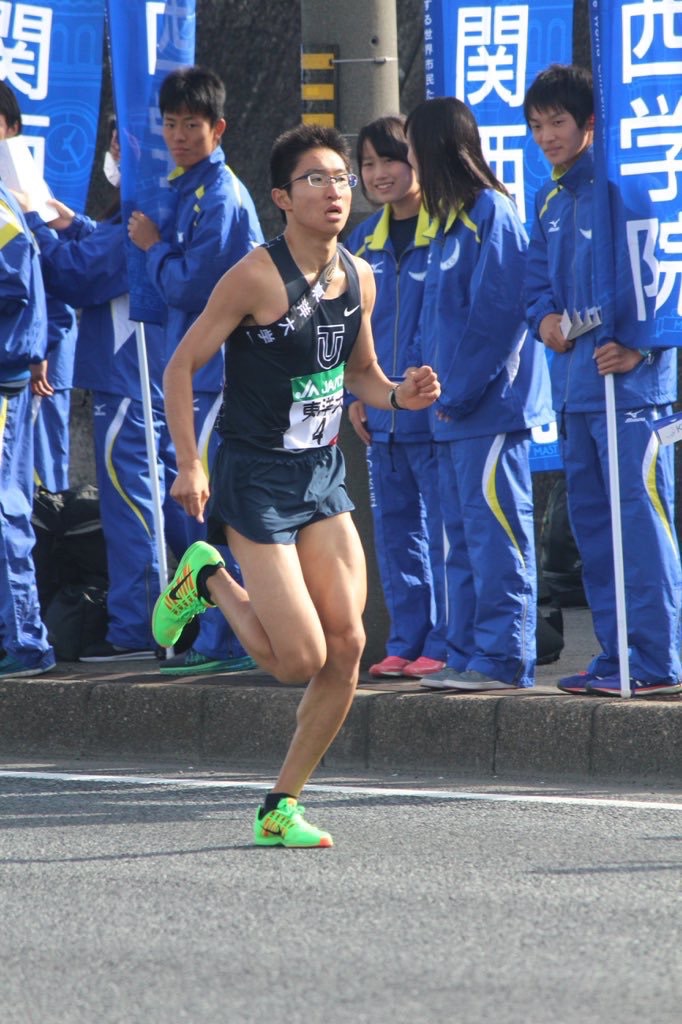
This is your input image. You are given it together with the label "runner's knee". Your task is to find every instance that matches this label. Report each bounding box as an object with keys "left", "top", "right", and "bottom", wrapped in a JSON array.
[
  {"left": 274, "top": 643, "right": 327, "bottom": 684},
  {"left": 325, "top": 622, "right": 366, "bottom": 673}
]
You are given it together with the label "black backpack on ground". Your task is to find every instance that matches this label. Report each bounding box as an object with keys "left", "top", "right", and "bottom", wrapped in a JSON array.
[
  {"left": 32, "top": 485, "right": 109, "bottom": 660},
  {"left": 43, "top": 584, "right": 108, "bottom": 662}
]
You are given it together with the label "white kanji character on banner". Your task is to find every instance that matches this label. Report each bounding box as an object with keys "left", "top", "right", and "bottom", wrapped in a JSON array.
[
  {"left": 456, "top": 5, "right": 529, "bottom": 109},
  {"left": 0, "top": 2, "right": 52, "bottom": 101}
]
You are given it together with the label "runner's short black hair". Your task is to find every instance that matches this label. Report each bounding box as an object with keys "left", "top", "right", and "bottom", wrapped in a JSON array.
[
  {"left": 270, "top": 123, "right": 350, "bottom": 191},
  {"left": 159, "top": 65, "right": 225, "bottom": 125},
  {"left": 523, "top": 64, "right": 594, "bottom": 129}
]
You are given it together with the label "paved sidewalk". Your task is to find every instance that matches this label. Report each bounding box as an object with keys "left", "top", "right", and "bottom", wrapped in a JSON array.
[{"left": 1, "top": 609, "right": 680, "bottom": 781}]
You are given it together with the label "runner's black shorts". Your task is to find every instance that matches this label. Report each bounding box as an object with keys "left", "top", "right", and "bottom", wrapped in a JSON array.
[{"left": 206, "top": 440, "right": 355, "bottom": 545}]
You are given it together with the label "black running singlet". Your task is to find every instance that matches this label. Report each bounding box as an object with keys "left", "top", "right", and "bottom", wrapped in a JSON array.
[{"left": 217, "top": 235, "right": 362, "bottom": 451}]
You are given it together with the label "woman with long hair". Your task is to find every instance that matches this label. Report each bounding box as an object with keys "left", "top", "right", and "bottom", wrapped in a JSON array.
[
  {"left": 345, "top": 115, "right": 446, "bottom": 681},
  {"left": 405, "top": 97, "right": 552, "bottom": 691}
]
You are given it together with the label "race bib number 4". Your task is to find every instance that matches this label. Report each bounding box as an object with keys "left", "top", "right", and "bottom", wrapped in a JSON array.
[{"left": 284, "top": 364, "right": 345, "bottom": 450}]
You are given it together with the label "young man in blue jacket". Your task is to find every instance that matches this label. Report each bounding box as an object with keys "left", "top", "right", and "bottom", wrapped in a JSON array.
[
  {"left": 28, "top": 125, "right": 251, "bottom": 670},
  {"left": 129, "top": 66, "right": 263, "bottom": 676},
  {"left": 0, "top": 83, "right": 54, "bottom": 676},
  {"left": 524, "top": 64, "right": 681, "bottom": 697},
  {"left": 0, "top": 83, "right": 77, "bottom": 494},
  {"left": 28, "top": 195, "right": 181, "bottom": 660}
]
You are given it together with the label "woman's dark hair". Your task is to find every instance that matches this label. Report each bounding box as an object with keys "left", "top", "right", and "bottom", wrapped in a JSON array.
[
  {"left": 523, "top": 64, "right": 594, "bottom": 129},
  {"left": 102, "top": 196, "right": 122, "bottom": 222},
  {"left": 405, "top": 97, "right": 508, "bottom": 218},
  {"left": 159, "top": 65, "right": 225, "bottom": 125},
  {"left": 356, "top": 115, "right": 409, "bottom": 201},
  {"left": 270, "top": 122, "right": 350, "bottom": 191},
  {"left": 0, "top": 80, "right": 22, "bottom": 134}
]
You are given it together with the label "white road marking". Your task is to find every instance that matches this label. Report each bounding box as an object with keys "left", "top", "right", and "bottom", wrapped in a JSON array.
[{"left": 1, "top": 770, "right": 681, "bottom": 811}]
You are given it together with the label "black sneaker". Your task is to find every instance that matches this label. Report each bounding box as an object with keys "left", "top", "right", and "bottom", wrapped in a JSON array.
[{"left": 79, "top": 641, "right": 156, "bottom": 662}]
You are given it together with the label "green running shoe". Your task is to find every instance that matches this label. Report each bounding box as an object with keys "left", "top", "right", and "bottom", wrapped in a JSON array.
[
  {"left": 253, "top": 797, "right": 333, "bottom": 848},
  {"left": 159, "top": 647, "right": 257, "bottom": 676},
  {"left": 152, "top": 541, "right": 224, "bottom": 648}
]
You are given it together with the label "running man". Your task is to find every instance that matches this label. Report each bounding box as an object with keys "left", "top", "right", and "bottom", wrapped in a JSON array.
[{"left": 152, "top": 123, "right": 440, "bottom": 847}]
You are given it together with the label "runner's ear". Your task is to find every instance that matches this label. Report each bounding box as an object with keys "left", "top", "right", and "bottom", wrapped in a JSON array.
[{"left": 272, "top": 187, "right": 292, "bottom": 214}]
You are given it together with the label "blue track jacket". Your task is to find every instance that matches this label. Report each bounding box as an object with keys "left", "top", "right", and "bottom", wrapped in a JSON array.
[
  {"left": 145, "top": 147, "right": 263, "bottom": 393},
  {"left": 43, "top": 295, "right": 76, "bottom": 390},
  {"left": 524, "top": 146, "right": 676, "bottom": 413},
  {"left": 345, "top": 204, "right": 432, "bottom": 442},
  {"left": 24, "top": 214, "right": 77, "bottom": 391},
  {"left": 30, "top": 212, "right": 165, "bottom": 402},
  {"left": 419, "top": 189, "right": 552, "bottom": 440},
  {"left": 0, "top": 184, "right": 47, "bottom": 390}
]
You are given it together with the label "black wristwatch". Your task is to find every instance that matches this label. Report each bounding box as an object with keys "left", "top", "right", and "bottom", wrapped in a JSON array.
[{"left": 389, "top": 385, "right": 406, "bottom": 410}]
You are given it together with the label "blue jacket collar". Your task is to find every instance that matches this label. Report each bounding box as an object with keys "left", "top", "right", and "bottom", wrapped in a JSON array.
[
  {"left": 168, "top": 146, "right": 225, "bottom": 190},
  {"left": 553, "top": 145, "right": 594, "bottom": 191},
  {"left": 365, "top": 202, "right": 433, "bottom": 251},
  {"left": 424, "top": 202, "right": 479, "bottom": 241}
]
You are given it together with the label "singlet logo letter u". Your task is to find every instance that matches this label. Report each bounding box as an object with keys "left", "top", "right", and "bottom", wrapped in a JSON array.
[{"left": 317, "top": 325, "right": 345, "bottom": 369}]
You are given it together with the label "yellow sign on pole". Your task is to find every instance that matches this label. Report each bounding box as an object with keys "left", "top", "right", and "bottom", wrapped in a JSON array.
[{"left": 300, "top": 47, "right": 338, "bottom": 126}]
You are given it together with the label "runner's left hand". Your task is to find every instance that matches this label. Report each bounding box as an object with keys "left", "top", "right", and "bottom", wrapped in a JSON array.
[{"left": 393, "top": 366, "right": 440, "bottom": 410}]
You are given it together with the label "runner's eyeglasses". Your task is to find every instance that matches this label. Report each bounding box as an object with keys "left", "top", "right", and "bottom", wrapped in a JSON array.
[{"left": 282, "top": 172, "right": 358, "bottom": 190}]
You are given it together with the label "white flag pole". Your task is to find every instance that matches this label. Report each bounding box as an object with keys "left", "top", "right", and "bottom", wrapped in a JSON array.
[
  {"left": 134, "top": 322, "right": 171, "bottom": 657},
  {"left": 604, "top": 371, "right": 631, "bottom": 698}
]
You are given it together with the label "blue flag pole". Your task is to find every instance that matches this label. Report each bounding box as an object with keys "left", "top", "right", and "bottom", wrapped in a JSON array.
[
  {"left": 424, "top": 0, "right": 573, "bottom": 474},
  {"left": 590, "top": 0, "right": 632, "bottom": 697},
  {"left": 603, "top": 374, "right": 631, "bottom": 698},
  {"left": 133, "top": 321, "right": 168, "bottom": 597},
  {"left": 107, "top": 0, "right": 196, "bottom": 626}
]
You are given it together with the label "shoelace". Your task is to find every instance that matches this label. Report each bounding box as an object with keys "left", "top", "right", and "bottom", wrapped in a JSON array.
[
  {"left": 165, "top": 588, "right": 205, "bottom": 614},
  {"left": 263, "top": 802, "right": 303, "bottom": 834}
]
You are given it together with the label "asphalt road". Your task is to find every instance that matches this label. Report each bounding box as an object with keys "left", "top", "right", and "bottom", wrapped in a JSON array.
[{"left": 1, "top": 765, "right": 681, "bottom": 1024}]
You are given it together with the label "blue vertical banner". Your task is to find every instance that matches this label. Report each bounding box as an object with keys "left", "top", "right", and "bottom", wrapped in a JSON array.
[
  {"left": 107, "top": 0, "right": 195, "bottom": 323},
  {"left": 590, "top": 0, "right": 682, "bottom": 349},
  {"left": 423, "top": 0, "right": 572, "bottom": 230},
  {"left": 0, "top": 0, "right": 105, "bottom": 212},
  {"left": 423, "top": 0, "right": 572, "bottom": 471}
]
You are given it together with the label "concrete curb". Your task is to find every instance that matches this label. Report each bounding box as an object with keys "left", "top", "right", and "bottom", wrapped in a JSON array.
[{"left": 1, "top": 672, "right": 681, "bottom": 782}]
